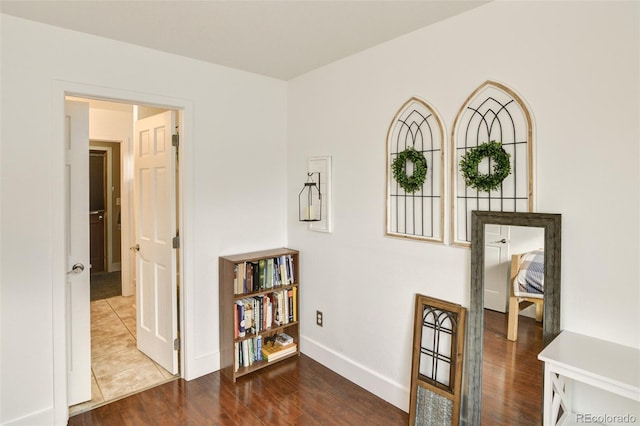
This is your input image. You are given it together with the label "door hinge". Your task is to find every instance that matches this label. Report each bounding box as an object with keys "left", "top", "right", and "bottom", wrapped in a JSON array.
[
  {"left": 172, "top": 133, "right": 179, "bottom": 148},
  {"left": 172, "top": 235, "right": 180, "bottom": 249},
  {"left": 174, "top": 338, "right": 180, "bottom": 351}
]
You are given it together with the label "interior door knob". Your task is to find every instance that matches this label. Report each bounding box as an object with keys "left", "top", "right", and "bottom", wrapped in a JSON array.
[
  {"left": 67, "top": 263, "right": 85, "bottom": 274},
  {"left": 130, "top": 244, "right": 140, "bottom": 252},
  {"left": 493, "top": 239, "right": 507, "bottom": 244}
]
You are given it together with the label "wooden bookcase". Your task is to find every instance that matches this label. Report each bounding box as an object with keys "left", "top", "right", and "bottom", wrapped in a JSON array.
[{"left": 219, "top": 248, "right": 300, "bottom": 382}]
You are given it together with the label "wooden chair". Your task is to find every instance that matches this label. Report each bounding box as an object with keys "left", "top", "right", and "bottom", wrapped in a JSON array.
[{"left": 507, "top": 253, "right": 543, "bottom": 341}]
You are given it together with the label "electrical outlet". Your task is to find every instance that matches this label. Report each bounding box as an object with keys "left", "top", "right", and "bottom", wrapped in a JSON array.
[{"left": 316, "top": 310, "right": 323, "bottom": 327}]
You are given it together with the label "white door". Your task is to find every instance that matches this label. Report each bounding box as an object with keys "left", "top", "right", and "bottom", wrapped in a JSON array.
[
  {"left": 134, "top": 111, "right": 178, "bottom": 374},
  {"left": 484, "top": 224, "right": 511, "bottom": 312},
  {"left": 65, "top": 100, "right": 91, "bottom": 405}
]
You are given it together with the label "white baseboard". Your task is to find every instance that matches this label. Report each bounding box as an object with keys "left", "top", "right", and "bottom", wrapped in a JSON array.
[{"left": 300, "top": 335, "right": 409, "bottom": 412}]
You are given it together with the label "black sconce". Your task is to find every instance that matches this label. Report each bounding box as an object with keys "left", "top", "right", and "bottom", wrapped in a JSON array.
[{"left": 298, "top": 172, "right": 322, "bottom": 222}]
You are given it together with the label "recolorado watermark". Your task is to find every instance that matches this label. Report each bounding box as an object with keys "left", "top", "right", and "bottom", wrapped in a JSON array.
[{"left": 575, "top": 413, "right": 637, "bottom": 424}]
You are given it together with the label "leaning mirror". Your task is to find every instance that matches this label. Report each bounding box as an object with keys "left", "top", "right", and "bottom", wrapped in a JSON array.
[{"left": 463, "top": 211, "right": 561, "bottom": 425}]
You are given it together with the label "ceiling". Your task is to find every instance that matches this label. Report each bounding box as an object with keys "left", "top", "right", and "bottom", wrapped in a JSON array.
[{"left": 1, "top": 0, "right": 489, "bottom": 80}]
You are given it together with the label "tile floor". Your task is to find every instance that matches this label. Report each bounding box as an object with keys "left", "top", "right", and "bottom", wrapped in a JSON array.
[{"left": 69, "top": 295, "right": 177, "bottom": 416}]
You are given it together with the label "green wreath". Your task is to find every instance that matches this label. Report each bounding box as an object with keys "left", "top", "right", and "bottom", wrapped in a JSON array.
[
  {"left": 460, "top": 141, "right": 511, "bottom": 192},
  {"left": 392, "top": 147, "right": 428, "bottom": 193}
]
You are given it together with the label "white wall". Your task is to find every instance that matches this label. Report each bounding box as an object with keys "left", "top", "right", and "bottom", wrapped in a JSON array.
[
  {"left": 0, "top": 15, "right": 287, "bottom": 425},
  {"left": 288, "top": 0, "right": 639, "bottom": 412},
  {"left": 1, "top": 2, "right": 638, "bottom": 424}
]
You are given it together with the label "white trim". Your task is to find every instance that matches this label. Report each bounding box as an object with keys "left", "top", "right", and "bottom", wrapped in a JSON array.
[
  {"left": 300, "top": 335, "right": 409, "bottom": 413},
  {"left": 121, "top": 132, "right": 134, "bottom": 297},
  {"left": 52, "top": 80, "right": 194, "bottom": 424}
]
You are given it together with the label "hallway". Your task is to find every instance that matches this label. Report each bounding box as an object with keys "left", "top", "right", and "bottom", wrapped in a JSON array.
[{"left": 69, "top": 296, "right": 177, "bottom": 416}]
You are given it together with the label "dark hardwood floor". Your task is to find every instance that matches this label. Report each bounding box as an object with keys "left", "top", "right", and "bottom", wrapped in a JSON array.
[
  {"left": 482, "top": 309, "right": 544, "bottom": 426},
  {"left": 68, "top": 354, "right": 408, "bottom": 425},
  {"left": 69, "top": 310, "right": 543, "bottom": 425}
]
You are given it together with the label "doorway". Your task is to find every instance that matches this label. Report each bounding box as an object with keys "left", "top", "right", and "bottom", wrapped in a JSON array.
[
  {"left": 67, "top": 97, "right": 181, "bottom": 415},
  {"left": 89, "top": 143, "right": 123, "bottom": 301},
  {"left": 89, "top": 149, "right": 107, "bottom": 275}
]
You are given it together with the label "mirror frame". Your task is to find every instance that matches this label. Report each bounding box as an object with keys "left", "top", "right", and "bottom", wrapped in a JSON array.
[{"left": 463, "top": 211, "right": 561, "bottom": 425}]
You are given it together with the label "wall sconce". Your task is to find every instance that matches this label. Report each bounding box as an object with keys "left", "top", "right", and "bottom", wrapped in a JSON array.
[{"left": 298, "top": 172, "right": 322, "bottom": 222}]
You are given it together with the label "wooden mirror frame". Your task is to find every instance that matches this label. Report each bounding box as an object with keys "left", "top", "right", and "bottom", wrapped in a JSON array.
[{"left": 463, "top": 211, "right": 561, "bottom": 425}]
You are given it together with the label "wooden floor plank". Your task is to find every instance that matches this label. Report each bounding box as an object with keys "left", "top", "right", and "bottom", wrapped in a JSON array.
[{"left": 482, "top": 309, "right": 544, "bottom": 426}]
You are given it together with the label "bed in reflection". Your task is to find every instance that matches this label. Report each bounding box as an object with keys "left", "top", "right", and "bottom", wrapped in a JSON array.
[{"left": 508, "top": 250, "right": 544, "bottom": 341}]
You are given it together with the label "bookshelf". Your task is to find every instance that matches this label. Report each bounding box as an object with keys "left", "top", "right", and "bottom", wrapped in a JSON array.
[{"left": 219, "top": 248, "right": 300, "bottom": 382}]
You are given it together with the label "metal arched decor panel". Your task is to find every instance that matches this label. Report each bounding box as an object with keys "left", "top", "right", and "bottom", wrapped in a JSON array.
[
  {"left": 386, "top": 97, "right": 445, "bottom": 243},
  {"left": 451, "top": 81, "right": 534, "bottom": 247}
]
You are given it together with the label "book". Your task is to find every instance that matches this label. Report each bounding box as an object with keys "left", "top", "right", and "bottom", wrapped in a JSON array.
[
  {"left": 258, "top": 259, "right": 266, "bottom": 290},
  {"left": 281, "top": 255, "right": 289, "bottom": 285},
  {"left": 266, "top": 259, "right": 274, "bottom": 289},
  {"left": 233, "top": 264, "right": 238, "bottom": 295},
  {"left": 245, "top": 262, "right": 253, "bottom": 294},
  {"left": 235, "top": 262, "right": 247, "bottom": 295},
  {"left": 273, "top": 256, "right": 280, "bottom": 287},
  {"left": 271, "top": 292, "right": 280, "bottom": 326},
  {"left": 244, "top": 300, "right": 254, "bottom": 334},
  {"left": 288, "top": 254, "right": 294, "bottom": 284},
  {"left": 266, "top": 296, "right": 273, "bottom": 328},
  {"left": 292, "top": 286, "right": 297, "bottom": 322},
  {"left": 274, "top": 291, "right": 284, "bottom": 326},
  {"left": 235, "top": 301, "right": 245, "bottom": 337},
  {"left": 234, "top": 303, "right": 238, "bottom": 338},
  {"left": 275, "top": 332, "right": 293, "bottom": 346},
  {"left": 242, "top": 340, "right": 249, "bottom": 368},
  {"left": 254, "top": 296, "right": 263, "bottom": 333},
  {"left": 256, "top": 335, "right": 263, "bottom": 361},
  {"left": 280, "top": 290, "right": 287, "bottom": 325},
  {"left": 278, "top": 256, "right": 286, "bottom": 287},
  {"left": 260, "top": 295, "right": 267, "bottom": 330},
  {"left": 251, "top": 262, "right": 260, "bottom": 292},
  {"left": 261, "top": 342, "right": 297, "bottom": 362},
  {"left": 253, "top": 297, "right": 260, "bottom": 333}
]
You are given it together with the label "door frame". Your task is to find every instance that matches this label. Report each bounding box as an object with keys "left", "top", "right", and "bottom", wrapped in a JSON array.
[{"left": 52, "top": 81, "right": 194, "bottom": 424}]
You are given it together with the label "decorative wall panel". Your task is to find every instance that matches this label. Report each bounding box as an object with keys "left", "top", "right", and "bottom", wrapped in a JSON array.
[
  {"left": 386, "top": 97, "right": 445, "bottom": 243},
  {"left": 409, "top": 294, "right": 466, "bottom": 426},
  {"left": 451, "top": 81, "right": 533, "bottom": 246}
]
